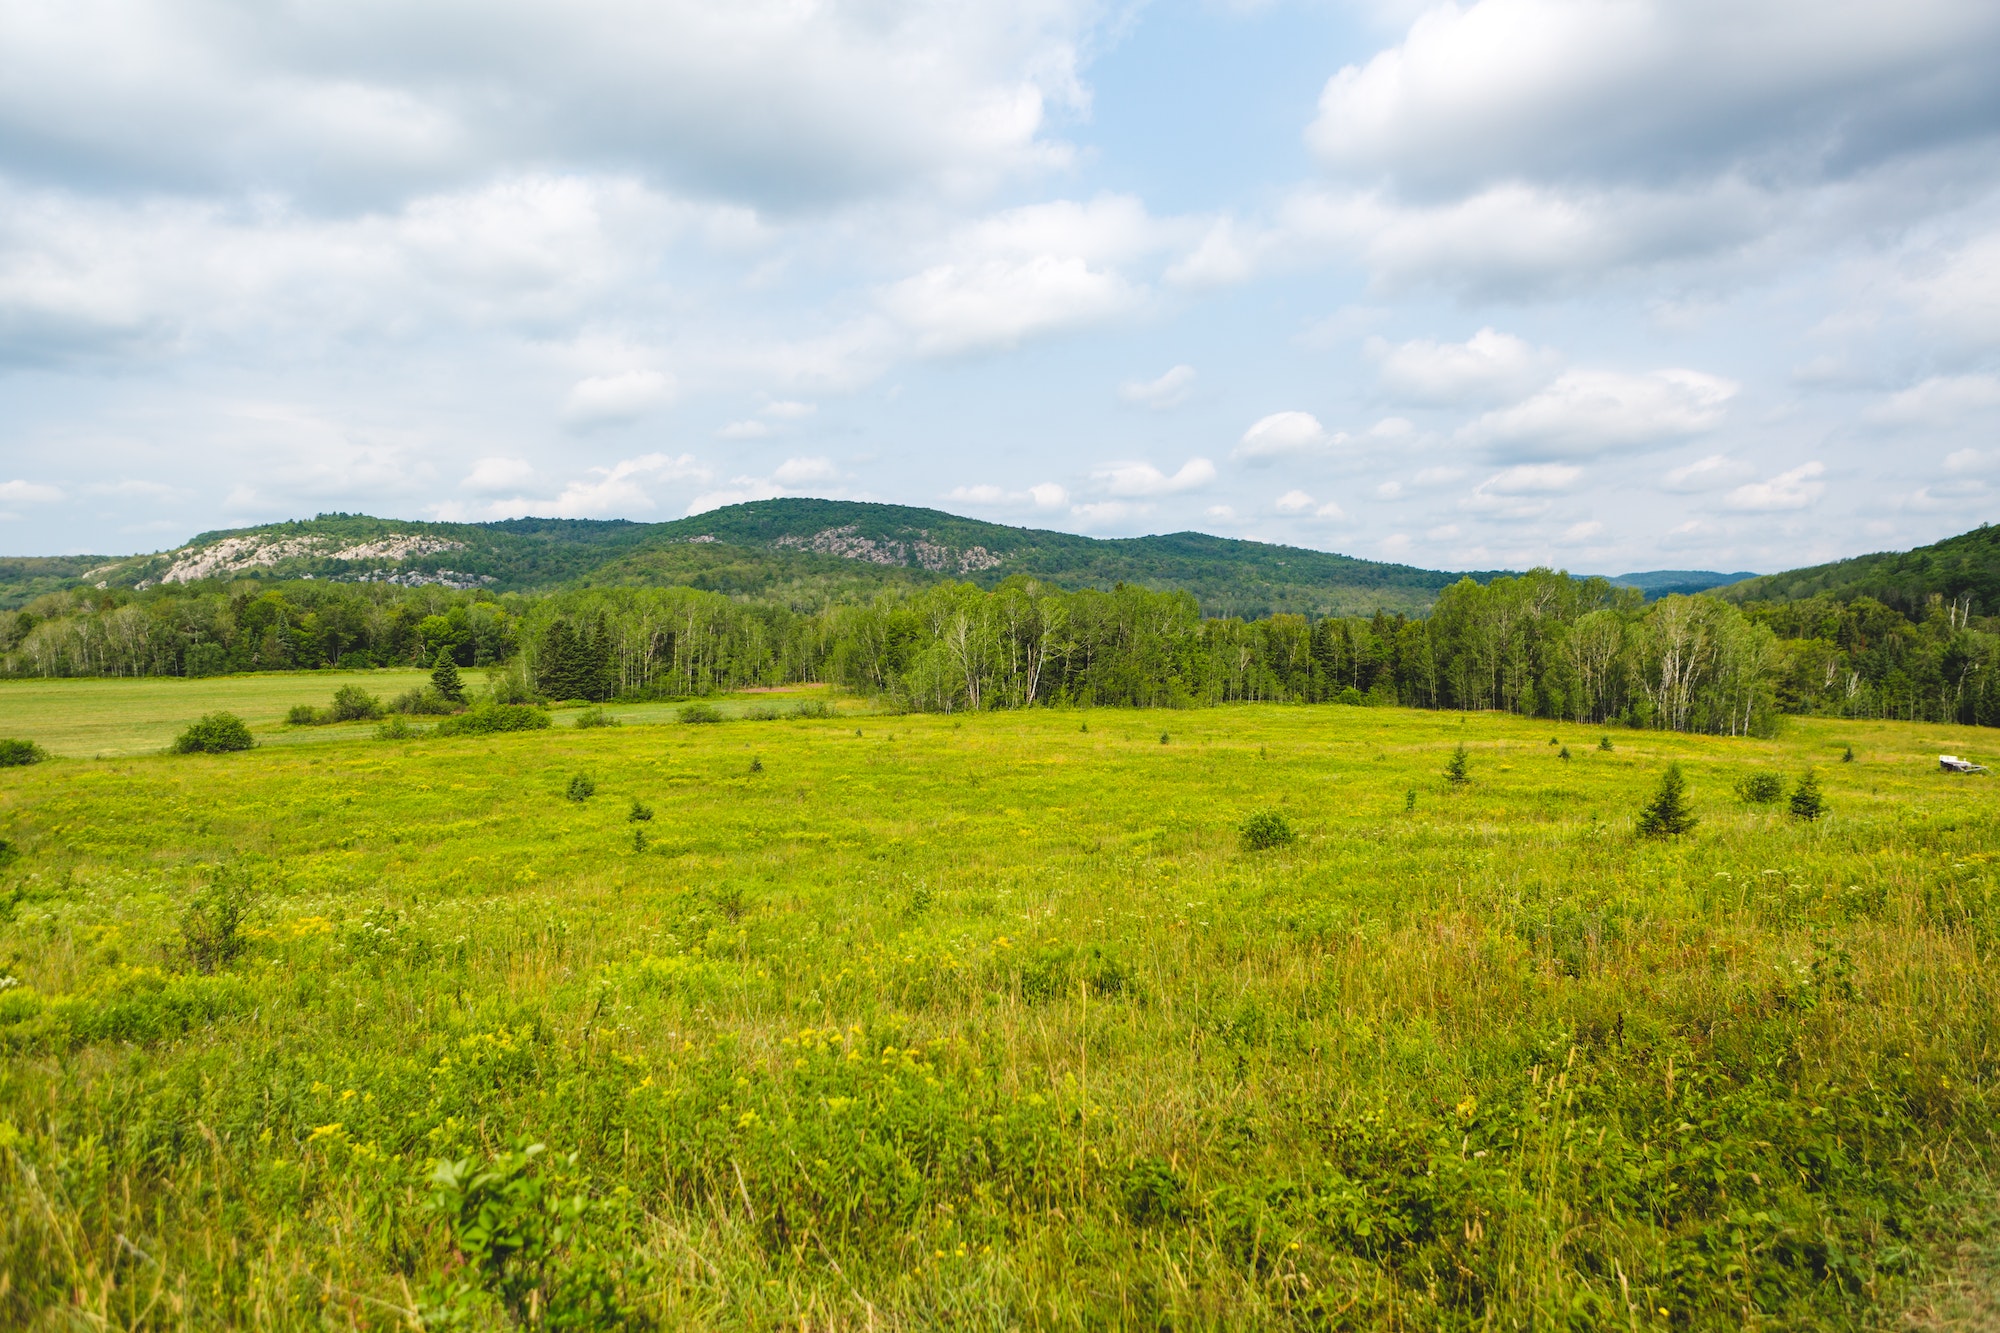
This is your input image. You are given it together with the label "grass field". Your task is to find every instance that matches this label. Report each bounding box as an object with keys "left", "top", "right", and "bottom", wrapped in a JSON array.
[
  {"left": 0, "top": 673, "right": 850, "bottom": 757},
  {"left": 2, "top": 680, "right": 1999, "bottom": 1329}
]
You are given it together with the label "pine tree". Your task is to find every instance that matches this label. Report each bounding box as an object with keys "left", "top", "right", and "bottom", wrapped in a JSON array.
[
  {"left": 431, "top": 649, "right": 466, "bottom": 704},
  {"left": 1637, "top": 763, "right": 1697, "bottom": 837},
  {"left": 587, "top": 612, "right": 616, "bottom": 702},
  {"left": 1444, "top": 743, "right": 1470, "bottom": 785},
  {"left": 536, "top": 620, "right": 579, "bottom": 700},
  {"left": 1790, "top": 769, "right": 1825, "bottom": 821}
]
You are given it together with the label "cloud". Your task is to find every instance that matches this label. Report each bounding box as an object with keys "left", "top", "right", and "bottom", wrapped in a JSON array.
[
  {"left": 1560, "top": 520, "right": 1605, "bottom": 544},
  {"left": 1459, "top": 368, "right": 1736, "bottom": 459},
  {"left": 462, "top": 457, "right": 536, "bottom": 492},
  {"left": 1864, "top": 374, "right": 2000, "bottom": 429},
  {"left": 1661, "top": 454, "right": 1753, "bottom": 492},
  {"left": 1306, "top": 0, "right": 2000, "bottom": 197},
  {"left": 550, "top": 452, "right": 707, "bottom": 517},
  {"left": 772, "top": 456, "right": 838, "bottom": 485},
  {"left": 1371, "top": 327, "right": 1559, "bottom": 405},
  {"left": 0, "top": 1, "right": 1096, "bottom": 211},
  {"left": 762, "top": 400, "right": 817, "bottom": 419},
  {"left": 1275, "top": 489, "right": 1344, "bottom": 519},
  {"left": 948, "top": 481, "right": 1069, "bottom": 510},
  {"left": 1121, "top": 364, "right": 1196, "bottom": 409},
  {"left": 1725, "top": 461, "right": 1826, "bottom": 512},
  {"left": 564, "top": 369, "right": 675, "bottom": 428},
  {"left": 717, "top": 420, "right": 772, "bottom": 440},
  {"left": 1479, "top": 464, "right": 1582, "bottom": 495},
  {"left": 1092, "top": 457, "right": 1216, "bottom": 497},
  {"left": 1235, "top": 411, "right": 1334, "bottom": 464},
  {"left": 0, "top": 479, "right": 64, "bottom": 504}
]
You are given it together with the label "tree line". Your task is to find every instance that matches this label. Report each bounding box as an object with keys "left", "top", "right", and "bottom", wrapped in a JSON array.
[{"left": 8, "top": 570, "right": 2000, "bottom": 732}]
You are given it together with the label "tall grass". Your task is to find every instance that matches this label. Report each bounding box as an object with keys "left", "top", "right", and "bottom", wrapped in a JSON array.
[{"left": 0, "top": 706, "right": 1995, "bottom": 1328}]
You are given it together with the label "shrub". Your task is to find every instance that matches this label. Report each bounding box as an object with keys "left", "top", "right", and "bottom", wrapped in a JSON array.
[
  {"left": 792, "top": 699, "right": 835, "bottom": 719},
  {"left": 1444, "top": 743, "right": 1470, "bottom": 785},
  {"left": 679, "top": 703, "right": 723, "bottom": 724},
  {"left": 627, "top": 798, "right": 653, "bottom": 823},
  {"left": 1337, "top": 686, "right": 1367, "bottom": 706},
  {"left": 329, "top": 684, "right": 382, "bottom": 721},
  {"left": 573, "top": 707, "right": 619, "bottom": 729},
  {"left": 0, "top": 739, "right": 47, "bottom": 767},
  {"left": 1790, "top": 769, "right": 1826, "bottom": 821},
  {"left": 180, "top": 872, "right": 254, "bottom": 974},
  {"left": 375, "top": 716, "right": 419, "bottom": 740},
  {"left": 743, "top": 704, "right": 783, "bottom": 721},
  {"left": 566, "top": 774, "right": 595, "bottom": 802},
  {"left": 1240, "top": 809, "right": 1296, "bottom": 851},
  {"left": 1735, "top": 772, "right": 1785, "bottom": 804},
  {"left": 285, "top": 703, "right": 323, "bottom": 726},
  {"left": 1599, "top": 735, "right": 1614, "bottom": 751},
  {"left": 1558, "top": 745, "right": 1571, "bottom": 761},
  {"left": 434, "top": 705, "right": 552, "bottom": 737},
  {"left": 392, "top": 686, "right": 457, "bottom": 716},
  {"left": 171, "top": 713, "right": 254, "bottom": 754},
  {"left": 1842, "top": 745, "right": 1855, "bottom": 763},
  {"left": 1637, "top": 763, "right": 1698, "bottom": 837},
  {"left": 483, "top": 663, "right": 541, "bottom": 706}
]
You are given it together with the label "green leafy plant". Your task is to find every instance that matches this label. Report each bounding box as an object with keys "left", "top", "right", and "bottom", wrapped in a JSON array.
[
  {"left": 566, "top": 774, "right": 595, "bottom": 802},
  {"left": 375, "top": 716, "right": 419, "bottom": 740},
  {"left": 1637, "top": 763, "right": 1698, "bottom": 837},
  {"left": 1735, "top": 772, "right": 1786, "bottom": 804},
  {"left": 1337, "top": 686, "right": 1366, "bottom": 706},
  {"left": 171, "top": 713, "right": 253, "bottom": 754},
  {"left": 329, "top": 684, "right": 382, "bottom": 721},
  {"left": 748, "top": 757, "right": 763, "bottom": 773},
  {"left": 1240, "top": 808, "right": 1296, "bottom": 851},
  {"left": 791, "top": 699, "right": 835, "bottom": 719},
  {"left": 179, "top": 870, "right": 254, "bottom": 973},
  {"left": 1842, "top": 745, "right": 1855, "bottom": 763},
  {"left": 678, "top": 703, "right": 723, "bottom": 724},
  {"left": 1558, "top": 745, "right": 1571, "bottom": 761},
  {"left": 572, "top": 707, "right": 619, "bottom": 729},
  {"left": 391, "top": 686, "right": 457, "bottom": 716},
  {"left": 0, "top": 739, "right": 48, "bottom": 767},
  {"left": 434, "top": 705, "right": 552, "bottom": 737},
  {"left": 627, "top": 798, "right": 653, "bottom": 823},
  {"left": 285, "top": 703, "right": 324, "bottom": 726},
  {"left": 1791, "top": 768, "right": 1826, "bottom": 821}
]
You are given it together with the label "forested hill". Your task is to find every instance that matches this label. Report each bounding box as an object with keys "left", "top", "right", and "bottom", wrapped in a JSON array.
[
  {"left": 41, "top": 500, "right": 1507, "bottom": 618},
  {"left": 1721, "top": 524, "right": 2000, "bottom": 616}
]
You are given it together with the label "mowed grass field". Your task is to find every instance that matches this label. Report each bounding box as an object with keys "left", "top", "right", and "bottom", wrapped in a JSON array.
[{"left": 2, "top": 682, "right": 2000, "bottom": 1329}]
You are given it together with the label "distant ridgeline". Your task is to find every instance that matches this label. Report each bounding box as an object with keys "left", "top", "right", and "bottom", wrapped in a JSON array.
[{"left": 7, "top": 504, "right": 2000, "bottom": 731}]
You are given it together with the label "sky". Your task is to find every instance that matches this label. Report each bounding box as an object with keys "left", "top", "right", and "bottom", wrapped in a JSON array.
[{"left": 2, "top": 0, "right": 1999, "bottom": 575}]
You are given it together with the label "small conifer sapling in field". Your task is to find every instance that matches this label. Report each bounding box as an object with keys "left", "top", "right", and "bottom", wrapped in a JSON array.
[
  {"left": 749, "top": 756, "right": 763, "bottom": 773},
  {"left": 1160, "top": 732, "right": 1170, "bottom": 745},
  {"left": 431, "top": 650, "right": 467, "bottom": 705},
  {"left": 1790, "top": 769, "right": 1825, "bottom": 821},
  {"left": 1240, "top": 809, "right": 1296, "bottom": 851},
  {"left": 1549, "top": 736, "right": 1559, "bottom": 746},
  {"left": 1599, "top": 735, "right": 1613, "bottom": 751},
  {"left": 1558, "top": 745, "right": 1570, "bottom": 761},
  {"left": 1841, "top": 745, "right": 1855, "bottom": 763},
  {"left": 631, "top": 826, "right": 648, "bottom": 853},
  {"left": 1404, "top": 788, "right": 1417, "bottom": 812},
  {"left": 1637, "top": 763, "right": 1697, "bottom": 837},
  {"left": 566, "top": 773, "right": 595, "bottom": 802},
  {"left": 1444, "top": 743, "right": 1470, "bottom": 785},
  {"left": 628, "top": 797, "right": 653, "bottom": 822}
]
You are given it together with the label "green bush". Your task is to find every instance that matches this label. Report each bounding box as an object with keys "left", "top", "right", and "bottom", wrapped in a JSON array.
[
  {"left": 627, "top": 798, "right": 653, "bottom": 822},
  {"left": 1444, "top": 743, "right": 1470, "bottom": 785},
  {"left": 743, "top": 704, "right": 784, "bottom": 721},
  {"left": 375, "top": 716, "right": 420, "bottom": 741},
  {"left": 792, "top": 699, "right": 835, "bottom": 719},
  {"left": 679, "top": 703, "right": 723, "bottom": 724},
  {"left": 179, "top": 872, "right": 254, "bottom": 974},
  {"left": 434, "top": 705, "right": 552, "bottom": 737},
  {"left": 572, "top": 707, "right": 619, "bottom": 729},
  {"left": 1337, "top": 686, "right": 1367, "bottom": 706},
  {"left": 1791, "top": 769, "right": 1826, "bottom": 821},
  {"left": 566, "top": 774, "right": 596, "bottom": 802},
  {"left": 0, "top": 739, "right": 47, "bottom": 767},
  {"left": 284, "top": 703, "right": 324, "bottom": 726},
  {"left": 329, "top": 684, "right": 383, "bottom": 721},
  {"left": 391, "top": 686, "right": 457, "bottom": 716},
  {"left": 1240, "top": 808, "right": 1296, "bottom": 851},
  {"left": 1735, "top": 772, "right": 1785, "bottom": 803},
  {"left": 171, "top": 713, "right": 253, "bottom": 754}
]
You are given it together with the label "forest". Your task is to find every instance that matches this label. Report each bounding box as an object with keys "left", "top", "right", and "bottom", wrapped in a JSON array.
[{"left": 8, "top": 565, "right": 2000, "bottom": 733}]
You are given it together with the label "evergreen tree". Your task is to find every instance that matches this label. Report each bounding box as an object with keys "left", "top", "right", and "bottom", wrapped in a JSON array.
[
  {"left": 1444, "top": 743, "right": 1470, "bottom": 785},
  {"left": 1637, "top": 763, "right": 1697, "bottom": 837},
  {"left": 1790, "top": 769, "right": 1825, "bottom": 821},
  {"left": 587, "top": 612, "right": 616, "bottom": 702},
  {"left": 431, "top": 649, "right": 466, "bottom": 704},
  {"left": 536, "top": 620, "right": 578, "bottom": 700}
]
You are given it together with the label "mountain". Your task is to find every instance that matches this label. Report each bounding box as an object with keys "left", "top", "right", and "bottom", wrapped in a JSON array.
[
  {"left": 0, "top": 556, "right": 122, "bottom": 607},
  {"left": 1607, "top": 570, "right": 1760, "bottom": 599},
  {"left": 39, "top": 500, "right": 1509, "bottom": 618},
  {"left": 1719, "top": 523, "right": 2000, "bottom": 616}
]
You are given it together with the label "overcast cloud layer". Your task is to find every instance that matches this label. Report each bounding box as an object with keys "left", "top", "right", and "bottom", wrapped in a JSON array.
[{"left": 3, "top": 0, "right": 1998, "bottom": 574}]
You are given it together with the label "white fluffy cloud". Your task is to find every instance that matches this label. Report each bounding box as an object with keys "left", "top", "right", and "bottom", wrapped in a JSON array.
[
  {"left": 1661, "top": 454, "right": 1754, "bottom": 492},
  {"left": 1235, "top": 411, "right": 1333, "bottom": 464},
  {"left": 0, "top": 479, "right": 63, "bottom": 504},
  {"left": 1460, "top": 369, "right": 1737, "bottom": 459},
  {"left": 1092, "top": 458, "right": 1216, "bottom": 497},
  {"left": 1371, "top": 328, "right": 1559, "bottom": 405},
  {"left": 1864, "top": 374, "right": 2000, "bottom": 429},
  {"left": 563, "top": 369, "right": 675, "bottom": 428},
  {"left": 461, "top": 457, "right": 536, "bottom": 492},
  {"left": 1726, "top": 461, "right": 1826, "bottom": 512}
]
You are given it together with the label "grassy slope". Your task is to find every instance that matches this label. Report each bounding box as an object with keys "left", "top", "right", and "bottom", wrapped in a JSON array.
[
  {"left": 2, "top": 697, "right": 1997, "bottom": 1327},
  {"left": 1722, "top": 523, "right": 2000, "bottom": 616}
]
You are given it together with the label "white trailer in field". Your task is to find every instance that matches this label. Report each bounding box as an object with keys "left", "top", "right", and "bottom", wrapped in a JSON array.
[{"left": 1940, "top": 755, "right": 1989, "bottom": 774}]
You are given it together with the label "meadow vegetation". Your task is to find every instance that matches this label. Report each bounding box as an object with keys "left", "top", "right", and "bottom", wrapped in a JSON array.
[{"left": 1, "top": 680, "right": 1998, "bottom": 1328}]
